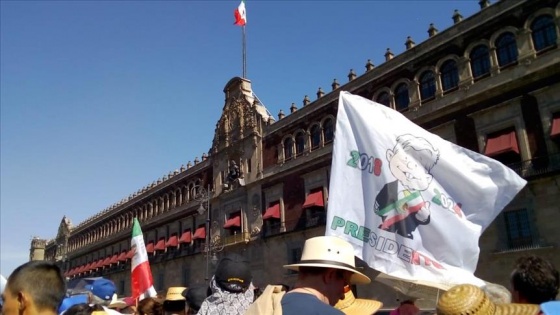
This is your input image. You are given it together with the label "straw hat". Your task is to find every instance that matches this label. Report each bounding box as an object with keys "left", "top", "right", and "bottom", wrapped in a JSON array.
[
  {"left": 437, "top": 284, "right": 540, "bottom": 315},
  {"left": 283, "top": 236, "right": 371, "bottom": 284},
  {"left": 165, "top": 287, "right": 187, "bottom": 301},
  {"left": 108, "top": 294, "right": 127, "bottom": 309},
  {"left": 334, "top": 288, "right": 383, "bottom": 315}
]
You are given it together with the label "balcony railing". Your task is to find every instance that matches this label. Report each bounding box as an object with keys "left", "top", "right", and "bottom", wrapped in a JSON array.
[
  {"left": 506, "top": 153, "right": 560, "bottom": 178},
  {"left": 305, "top": 212, "right": 326, "bottom": 228},
  {"left": 223, "top": 232, "right": 249, "bottom": 246}
]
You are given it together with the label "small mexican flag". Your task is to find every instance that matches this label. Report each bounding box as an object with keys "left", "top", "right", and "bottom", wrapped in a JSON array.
[
  {"left": 234, "top": 0, "right": 247, "bottom": 26},
  {"left": 131, "top": 218, "right": 157, "bottom": 300}
]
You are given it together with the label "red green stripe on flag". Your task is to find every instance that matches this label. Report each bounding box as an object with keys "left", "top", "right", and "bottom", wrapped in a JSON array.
[
  {"left": 234, "top": 0, "right": 246, "bottom": 26},
  {"left": 131, "top": 218, "right": 157, "bottom": 300}
]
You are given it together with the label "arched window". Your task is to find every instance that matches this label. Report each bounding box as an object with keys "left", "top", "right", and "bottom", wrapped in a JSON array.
[
  {"left": 323, "top": 119, "right": 334, "bottom": 143},
  {"left": 394, "top": 83, "right": 409, "bottom": 111},
  {"left": 310, "top": 125, "right": 321, "bottom": 149},
  {"left": 440, "top": 60, "right": 459, "bottom": 91},
  {"left": 295, "top": 132, "right": 305, "bottom": 156},
  {"left": 531, "top": 15, "right": 557, "bottom": 52},
  {"left": 470, "top": 45, "right": 491, "bottom": 79},
  {"left": 419, "top": 71, "right": 436, "bottom": 100},
  {"left": 495, "top": 32, "right": 518, "bottom": 67},
  {"left": 376, "top": 92, "right": 390, "bottom": 106},
  {"left": 284, "top": 137, "right": 293, "bottom": 160}
]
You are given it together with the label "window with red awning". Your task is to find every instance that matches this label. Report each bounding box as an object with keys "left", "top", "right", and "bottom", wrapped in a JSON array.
[
  {"left": 551, "top": 116, "right": 560, "bottom": 137},
  {"left": 166, "top": 234, "right": 178, "bottom": 247},
  {"left": 193, "top": 226, "right": 206, "bottom": 240},
  {"left": 154, "top": 238, "right": 166, "bottom": 251},
  {"left": 179, "top": 230, "right": 192, "bottom": 244},
  {"left": 118, "top": 251, "right": 127, "bottom": 262},
  {"left": 263, "top": 202, "right": 281, "bottom": 220},
  {"left": 485, "top": 129, "right": 519, "bottom": 156},
  {"left": 302, "top": 189, "right": 325, "bottom": 209},
  {"left": 224, "top": 214, "right": 241, "bottom": 228},
  {"left": 145, "top": 241, "right": 155, "bottom": 254}
]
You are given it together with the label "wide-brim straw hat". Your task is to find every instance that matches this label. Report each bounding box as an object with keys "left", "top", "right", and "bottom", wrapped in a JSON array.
[
  {"left": 334, "top": 289, "right": 383, "bottom": 315},
  {"left": 165, "top": 287, "right": 187, "bottom": 301},
  {"left": 437, "top": 284, "right": 540, "bottom": 315},
  {"left": 283, "top": 236, "right": 371, "bottom": 284}
]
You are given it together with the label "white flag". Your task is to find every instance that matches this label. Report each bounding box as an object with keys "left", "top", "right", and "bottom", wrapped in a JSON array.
[{"left": 326, "top": 91, "right": 527, "bottom": 288}]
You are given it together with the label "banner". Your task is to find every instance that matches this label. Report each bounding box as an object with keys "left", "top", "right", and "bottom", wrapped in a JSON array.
[{"left": 326, "top": 91, "right": 527, "bottom": 288}]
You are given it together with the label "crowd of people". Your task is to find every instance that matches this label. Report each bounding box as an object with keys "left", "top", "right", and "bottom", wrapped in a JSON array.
[{"left": 0, "top": 236, "right": 558, "bottom": 315}]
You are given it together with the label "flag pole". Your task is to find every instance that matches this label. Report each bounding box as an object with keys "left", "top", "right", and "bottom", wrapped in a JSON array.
[{"left": 242, "top": 25, "right": 247, "bottom": 78}]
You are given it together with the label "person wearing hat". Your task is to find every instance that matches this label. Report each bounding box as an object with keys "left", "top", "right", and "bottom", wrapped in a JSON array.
[
  {"left": 436, "top": 284, "right": 540, "bottom": 315},
  {"left": 180, "top": 286, "right": 207, "bottom": 315},
  {"left": 163, "top": 287, "right": 187, "bottom": 315},
  {"left": 281, "top": 236, "right": 371, "bottom": 315},
  {"left": 85, "top": 278, "right": 117, "bottom": 306},
  {"left": 197, "top": 253, "right": 254, "bottom": 315},
  {"left": 334, "top": 285, "right": 382, "bottom": 315}
]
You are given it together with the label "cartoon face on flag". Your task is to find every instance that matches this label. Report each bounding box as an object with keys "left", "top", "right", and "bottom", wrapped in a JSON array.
[{"left": 326, "top": 91, "right": 527, "bottom": 288}]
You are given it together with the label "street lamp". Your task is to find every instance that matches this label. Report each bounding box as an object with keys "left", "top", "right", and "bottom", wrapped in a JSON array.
[{"left": 195, "top": 185, "right": 223, "bottom": 281}]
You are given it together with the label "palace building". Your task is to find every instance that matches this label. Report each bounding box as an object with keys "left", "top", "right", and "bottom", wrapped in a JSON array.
[{"left": 31, "top": 0, "right": 560, "bottom": 308}]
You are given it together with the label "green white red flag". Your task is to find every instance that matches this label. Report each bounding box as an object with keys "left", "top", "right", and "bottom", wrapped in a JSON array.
[
  {"left": 131, "top": 218, "right": 157, "bottom": 300},
  {"left": 234, "top": 0, "right": 247, "bottom": 26}
]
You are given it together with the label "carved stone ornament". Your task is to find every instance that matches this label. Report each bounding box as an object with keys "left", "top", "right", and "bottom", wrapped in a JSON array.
[{"left": 252, "top": 194, "right": 261, "bottom": 218}]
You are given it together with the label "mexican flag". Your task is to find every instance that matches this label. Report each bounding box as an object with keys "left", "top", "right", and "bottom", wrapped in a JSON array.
[
  {"left": 234, "top": 0, "right": 247, "bottom": 26},
  {"left": 131, "top": 218, "right": 157, "bottom": 300}
]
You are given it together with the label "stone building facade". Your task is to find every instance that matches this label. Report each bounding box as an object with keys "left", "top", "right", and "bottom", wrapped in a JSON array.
[{"left": 32, "top": 0, "right": 560, "bottom": 308}]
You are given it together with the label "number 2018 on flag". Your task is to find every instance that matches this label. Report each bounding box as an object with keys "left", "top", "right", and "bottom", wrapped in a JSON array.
[{"left": 346, "top": 150, "right": 382, "bottom": 176}]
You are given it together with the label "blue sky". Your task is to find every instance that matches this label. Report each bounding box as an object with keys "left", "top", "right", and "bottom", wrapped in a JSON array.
[{"left": 0, "top": 0, "right": 481, "bottom": 276}]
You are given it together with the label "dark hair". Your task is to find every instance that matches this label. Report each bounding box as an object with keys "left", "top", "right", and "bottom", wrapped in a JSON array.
[
  {"left": 511, "top": 255, "right": 559, "bottom": 304},
  {"left": 137, "top": 297, "right": 163, "bottom": 315},
  {"left": 7, "top": 261, "right": 66, "bottom": 312},
  {"left": 163, "top": 300, "right": 185, "bottom": 313},
  {"left": 64, "top": 303, "right": 103, "bottom": 315}
]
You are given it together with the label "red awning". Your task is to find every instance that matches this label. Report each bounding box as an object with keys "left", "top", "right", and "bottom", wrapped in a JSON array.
[
  {"left": 224, "top": 215, "right": 241, "bottom": 228},
  {"left": 109, "top": 254, "right": 118, "bottom": 265},
  {"left": 193, "top": 227, "right": 206, "bottom": 240},
  {"left": 94, "top": 259, "right": 103, "bottom": 269},
  {"left": 179, "top": 230, "right": 192, "bottom": 244},
  {"left": 166, "top": 235, "right": 178, "bottom": 247},
  {"left": 77, "top": 265, "right": 85, "bottom": 273},
  {"left": 145, "top": 242, "right": 154, "bottom": 254},
  {"left": 102, "top": 256, "right": 111, "bottom": 266},
  {"left": 118, "top": 251, "right": 127, "bottom": 262},
  {"left": 126, "top": 249, "right": 135, "bottom": 259},
  {"left": 303, "top": 189, "right": 325, "bottom": 209},
  {"left": 154, "top": 239, "right": 166, "bottom": 251},
  {"left": 263, "top": 203, "right": 281, "bottom": 220},
  {"left": 84, "top": 263, "right": 92, "bottom": 271},
  {"left": 551, "top": 117, "right": 560, "bottom": 137},
  {"left": 485, "top": 130, "right": 519, "bottom": 156}
]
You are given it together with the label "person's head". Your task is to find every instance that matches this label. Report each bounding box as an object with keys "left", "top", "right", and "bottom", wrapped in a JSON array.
[
  {"left": 283, "top": 236, "right": 371, "bottom": 306},
  {"left": 1, "top": 261, "right": 66, "bottom": 315},
  {"left": 398, "top": 300, "right": 420, "bottom": 315},
  {"left": 387, "top": 134, "right": 439, "bottom": 191},
  {"left": 437, "top": 284, "right": 540, "bottom": 315},
  {"left": 137, "top": 297, "right": 163, "bottom": 315},
  {"left": 334, "top": 285, "right": 383, "bottom": 314},
  {"left": 85, "top": 278, "right": 116, "bottom": 307},
  {"left": 181, "top": 287, "right": 207, "bottom": 314},
  {"left": 64, "top": 303, "right": 104, "bottom": 315},
  {"left": 510, "top": 255, "right": 559, "bottom": 304},
  {"left": 162, "top": 287, "right": 186, "bottom": 315},
  {"left": 214, "top": 254, "right": 253, "bottom": 293}
]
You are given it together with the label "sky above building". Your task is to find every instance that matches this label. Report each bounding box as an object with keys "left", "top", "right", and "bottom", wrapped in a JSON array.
[{"left": 0, "top": 0, "right": 481, "bottom": 276}]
